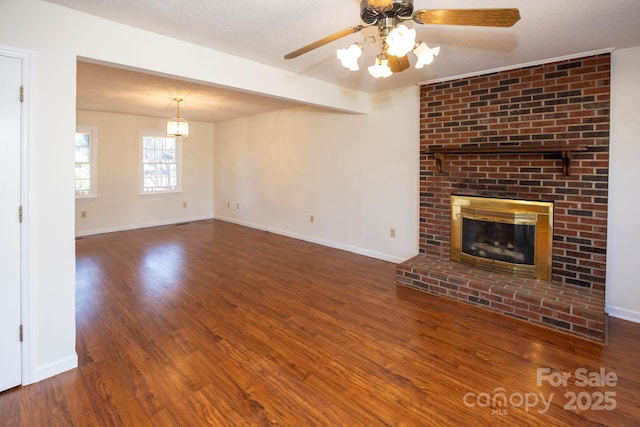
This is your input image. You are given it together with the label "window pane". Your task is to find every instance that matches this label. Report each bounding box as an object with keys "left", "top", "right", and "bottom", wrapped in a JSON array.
[
  {"left": 75, "top": 129, "right": 96, "bottom": 197},
  {"left": 75, "top": 163, "right": 90, "bottom": 179},
  {"left": 141, "top": 135, "right": 179, "bottom": 193},
  {"left": 75, "top": 146, "right": 90, "bottom": 162},
  {"left": 75, "top": 133, "right": 90, "bottom": 148},
  {"left": 143, "top": 149, "right": 154, "bottom": 163},
  {"left": 76, "top": 179, "right": 90, "bottom": 191}
]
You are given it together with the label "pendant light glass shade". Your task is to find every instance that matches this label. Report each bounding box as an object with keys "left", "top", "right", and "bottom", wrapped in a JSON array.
[
  {"left": 413, "top": 42, "right": 440, "bottom": 69},
  {"left": 337, "top": 43, "right": 363, "bottom": 71},
  {"left": 368, "top": 56, "right": 393, "bottom": 78},
  {"left": 167, "top": 98, "right": 189, "bottom": 137},
  {"left": 386, "top": 24, "right": 416, "bottom": 57},
  {"left": 166, "top": 117, "right": 189, "bottom": 137}
]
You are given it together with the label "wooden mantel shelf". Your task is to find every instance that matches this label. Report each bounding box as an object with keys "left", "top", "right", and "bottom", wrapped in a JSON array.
[{"left": 423, "top": 143, "right": 588, "bottom": 175}]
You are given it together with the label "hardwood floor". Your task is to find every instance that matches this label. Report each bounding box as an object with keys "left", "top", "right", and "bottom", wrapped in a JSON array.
[{"left": 1, "top": 219, "right": 639, "bottom": 426}]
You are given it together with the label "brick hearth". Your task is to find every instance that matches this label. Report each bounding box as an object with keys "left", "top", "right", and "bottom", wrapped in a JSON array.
[
  {"left": 397, "top": 256, "right": 606, "bottom": 341},
  {"left": 397, "top": 53, "right": 610, "bottom": 342}
]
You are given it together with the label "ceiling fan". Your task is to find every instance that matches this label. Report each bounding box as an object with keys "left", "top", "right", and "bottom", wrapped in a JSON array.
[{"left": 284, "top": 0, "right": 520, "bottom": 78}]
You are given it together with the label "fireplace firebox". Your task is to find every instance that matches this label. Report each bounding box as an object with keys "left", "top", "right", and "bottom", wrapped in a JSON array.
[{"left": 451, "top": 196, "right": 553, "bottom": 280}]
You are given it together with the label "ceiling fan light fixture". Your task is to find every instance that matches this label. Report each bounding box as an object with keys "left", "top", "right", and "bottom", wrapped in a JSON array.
[
  {"left": 284, "top": 3, "right": 520, "bottom": 80},
  {"left": 386, "top": 24, "right": 416, "bottom": 57},
  {"left": 413, "top": 42, "right": 440, "bottom": 69},
  {"left": 368, "top": 56, "right": 393, "bottom": 78},
  {"left": 166, "top": 98, "right": 189, "bottom": 137},
  {"left": 337, "top": 43, "right": 363, "bottom": 71}
]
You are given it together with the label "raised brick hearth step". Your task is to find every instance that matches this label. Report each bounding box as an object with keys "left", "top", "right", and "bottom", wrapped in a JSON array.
[{"left": 396, "top": 255, "right": 606, "bottom": 342}]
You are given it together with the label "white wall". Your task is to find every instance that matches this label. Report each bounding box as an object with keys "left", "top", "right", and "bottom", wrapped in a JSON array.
[
  {"left": 214, "top": 87, "right": 420, "bottom": 263},
  {"left": 75, "top": 110, "right": 214, "bottom": 235},
  {"left": 606, "top": 46, "right": 640, "bottom": 322},
  {"left": 0, "top": 0, "right": 375, "bottom": 384}
]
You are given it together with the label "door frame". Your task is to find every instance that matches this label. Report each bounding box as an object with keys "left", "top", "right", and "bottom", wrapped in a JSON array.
[{"left": 1, "top": 45, "right": 34, "bottom": 386}]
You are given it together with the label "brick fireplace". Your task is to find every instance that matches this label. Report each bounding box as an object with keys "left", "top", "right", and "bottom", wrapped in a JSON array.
[{"left": 396, "top": 53, "right": 610, "bottom": 342}]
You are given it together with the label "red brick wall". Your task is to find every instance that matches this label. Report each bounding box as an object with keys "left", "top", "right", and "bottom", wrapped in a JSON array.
[{"left": 419, "top": 54, "right": 610, "bottom": 291}]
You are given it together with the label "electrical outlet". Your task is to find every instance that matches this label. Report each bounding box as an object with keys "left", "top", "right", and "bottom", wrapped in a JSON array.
[
  {"left": 310, "top": 215, "right": 314, "bottom": 223},
  {"left": 236, "top": 203, "right": 240, "bottom": 210},
  {"left": 183, "top": 202, "right": 187, "bottom": 208},
  {"left": 390, "top": 228, "right": 396, "bottom": 238},
  {"left": 227, "top": 201, "right": 230, "bottom": 208},
  {"left": 81, "top": 211, "right": 87, "bottom": 218}
]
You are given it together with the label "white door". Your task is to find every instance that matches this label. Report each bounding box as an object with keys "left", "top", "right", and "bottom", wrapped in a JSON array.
[{"left": 0, "top": 53, "right": 23, "bottom": 392}]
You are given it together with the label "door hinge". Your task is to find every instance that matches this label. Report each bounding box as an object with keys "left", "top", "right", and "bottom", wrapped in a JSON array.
[
  {"left": 20, "top": 325, "right": 23, "bottom": 342},
  {"left": 20, "top": 85, "right": 24, "bottom": 103},
  {"left": 19, "top": 205, "right": 23, "bottom": 223}
]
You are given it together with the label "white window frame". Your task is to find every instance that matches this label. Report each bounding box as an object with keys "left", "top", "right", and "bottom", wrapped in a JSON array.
[
  {"left": 139, "top": 132, "right": 182, "bottom": 195},
  {"left": 75, "top": 125, "right": 98, "bottom": 199}
]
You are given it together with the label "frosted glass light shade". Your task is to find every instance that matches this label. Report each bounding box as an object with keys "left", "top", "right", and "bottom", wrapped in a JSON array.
[
  {"left": 368, "top": 58, "right": 392, "bottom": 78},
  {"left": 386, "top": 25, "right": 416, "bottom": 57},
  {"left": 414, "top": 42, "right": 440, "bottom": 69},
  {"left": 166, "top": 117, "right": 189, "bottom": 137},
  {"left": 337, "top": 43, "right": 363, "bottom": 71}
]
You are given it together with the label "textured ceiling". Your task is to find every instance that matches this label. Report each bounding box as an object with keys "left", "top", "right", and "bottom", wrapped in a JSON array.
[{"left": 49, "top": 0, "right": 640, "bottom": 122}]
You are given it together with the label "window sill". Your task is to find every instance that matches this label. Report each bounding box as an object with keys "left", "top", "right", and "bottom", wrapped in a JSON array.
[{"left": 138, "top": 190, "right": 183, "bottom": 196}]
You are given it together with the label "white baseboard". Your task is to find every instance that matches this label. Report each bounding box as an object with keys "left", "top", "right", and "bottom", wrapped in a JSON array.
[
  {"left": 214, "top": 216, "right": 406, "bottom": 264},
  {"left": 605, "top": 305, "right": 640, "bottom": 324},
  {"left": 268, "top": 227, "right": 405, "bottom": 264},
  {"left": 78, "top": 214, "right": 408, "bottom": 263},
  {"left": 212, "top": 216, "right": 268, "bottom": 232},
  {"left": 30, "top": 353, "right": 78, "bottom": 384},
  {"left": 75, "top": 215, "right": 214, "bottom": 237}
]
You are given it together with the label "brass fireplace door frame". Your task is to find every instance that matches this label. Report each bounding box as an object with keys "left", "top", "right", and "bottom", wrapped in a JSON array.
[{"left": 451, "top": 196, "right": 553, "bottom": 281}]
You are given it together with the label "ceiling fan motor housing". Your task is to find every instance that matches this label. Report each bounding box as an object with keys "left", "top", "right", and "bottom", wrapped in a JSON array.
[{"left": 360, "top": 0, "right": 414, "bottom": 24}]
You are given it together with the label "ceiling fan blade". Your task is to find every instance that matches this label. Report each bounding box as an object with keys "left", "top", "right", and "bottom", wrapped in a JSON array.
[
  {"left": 284, "top": 25, "right": 366, "bottom": 59},
  {"left": 388, "top": 54, "right": 410, "bottom": 73},
  {"left": 413, "top": 8, "right": 521, "bottom": 27}
]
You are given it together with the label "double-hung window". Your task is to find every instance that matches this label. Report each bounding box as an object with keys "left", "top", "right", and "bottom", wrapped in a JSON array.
[
  {"left": 75, "top": 126, "right": 98, "bottom": 198},
  {"left": 141, "top": 134, "right": 181, "bottom": 193}
]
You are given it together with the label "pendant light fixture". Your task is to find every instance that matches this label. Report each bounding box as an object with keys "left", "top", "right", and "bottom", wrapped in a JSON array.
[{"left": 166, "top": 98, "right": 189, "bottom": 137}]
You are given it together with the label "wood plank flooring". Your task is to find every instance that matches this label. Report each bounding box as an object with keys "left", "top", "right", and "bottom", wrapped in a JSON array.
[{"left": 1, "top": 219, "right": 639, "bottom": 426}]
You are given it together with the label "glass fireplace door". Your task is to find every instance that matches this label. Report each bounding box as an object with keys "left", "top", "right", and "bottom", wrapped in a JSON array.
[
  {"left": 450, "top": 196, "right": 553, "bottom": 280},
  {"left": 461, "top": 218, "right": 535, "bottom": 265}
]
